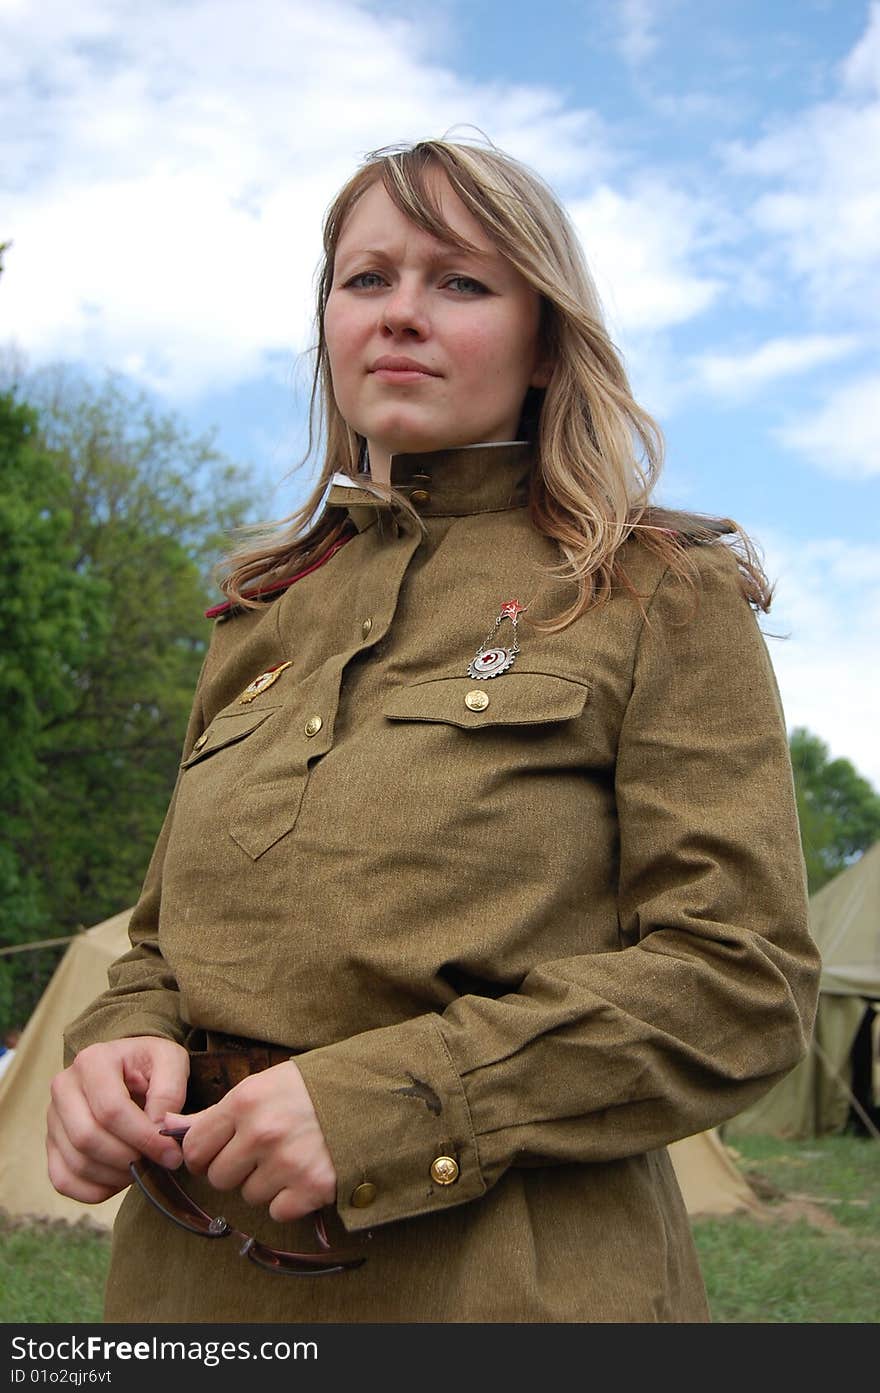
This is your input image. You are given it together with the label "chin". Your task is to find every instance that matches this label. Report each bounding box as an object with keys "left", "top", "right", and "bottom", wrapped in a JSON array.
[{"left": 375, "top": 431, "right": 456, "bottom": 456}]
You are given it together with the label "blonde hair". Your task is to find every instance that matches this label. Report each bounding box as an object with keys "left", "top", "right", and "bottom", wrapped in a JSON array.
[{"left": 221, "top": 137, "right": 771, "bottom": 624}]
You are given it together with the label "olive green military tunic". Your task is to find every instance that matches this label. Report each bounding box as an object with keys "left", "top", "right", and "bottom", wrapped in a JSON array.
[{"left": 64, "top": 442, "right": 820, "bottom": 1322}]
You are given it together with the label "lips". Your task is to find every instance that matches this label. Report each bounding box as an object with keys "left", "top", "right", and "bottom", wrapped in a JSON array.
[{"left": 369, "top": 356, "right": 440, "bottom": 376}]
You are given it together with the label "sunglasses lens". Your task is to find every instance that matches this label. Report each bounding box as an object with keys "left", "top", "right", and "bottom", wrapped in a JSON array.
[
  {"left": 129, "top": 1160, "right": 367, "bottom": 1273},
  {"left": 130, "top": 1159, "right": 228, "bottom": 1237},
  {"left": 245, "top": 1238, "right": 367, "bottom": 1276}
]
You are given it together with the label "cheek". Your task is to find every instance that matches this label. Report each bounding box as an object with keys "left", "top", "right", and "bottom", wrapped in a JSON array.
[
  {"left": 446, "top": 325, "right": 508, "bottom": 380},
  {"left": 323, "top": 302, "right": 363, "bottom": 376},
  {"left": 449, "top": 312, "right": 540, "bottom": 387}
]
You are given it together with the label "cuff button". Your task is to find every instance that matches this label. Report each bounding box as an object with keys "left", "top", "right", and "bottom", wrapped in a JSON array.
[
  {"left": 430, "top": 1156, "right": 460, "bottom": 1186},
  {"left": 350, "top": 1182, "right": 377, "bottom": 1208}
]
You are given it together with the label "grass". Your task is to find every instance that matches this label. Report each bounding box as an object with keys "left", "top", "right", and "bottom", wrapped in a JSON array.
[
  {"left": 1, "top": 1133, "right": 877, "bottom": 1324},
  {"left": 693, "top": 1131, "right": 880, "bottom": 1323},
  {"left": 0, "top": 1214, "right": 109, "bottom": 1323}
]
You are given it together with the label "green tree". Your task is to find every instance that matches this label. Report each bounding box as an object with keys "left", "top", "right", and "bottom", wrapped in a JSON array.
[
  {"left": 789, "top": 727, "right": 880, "bottom": 893},
  {"left": 0, "top": 367, "right": 253, "bottom": 1029},
  {"left": 0, "top": 392, "right": 105, "bottom": 1025}
]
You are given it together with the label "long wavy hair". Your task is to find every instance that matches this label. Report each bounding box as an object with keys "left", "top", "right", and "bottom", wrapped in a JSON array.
[{"left": 220, "top": 137, "right": 771, "bottom": 625}]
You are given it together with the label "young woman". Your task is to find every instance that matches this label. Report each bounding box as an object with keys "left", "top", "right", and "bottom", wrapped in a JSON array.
[{"left": 48, "top": 138, "right": 820, "bottom": 1322}]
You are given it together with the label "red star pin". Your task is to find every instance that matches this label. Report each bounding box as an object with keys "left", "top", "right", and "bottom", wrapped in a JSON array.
[{"left": 499, "top": 600, "right": 525, "bottom": 620}]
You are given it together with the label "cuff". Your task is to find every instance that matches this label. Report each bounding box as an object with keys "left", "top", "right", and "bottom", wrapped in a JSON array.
[{"left": 294, "top": 1013, "right": 486, "bottom": 1233}]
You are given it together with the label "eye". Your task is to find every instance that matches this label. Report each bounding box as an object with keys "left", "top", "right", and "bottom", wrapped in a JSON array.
[
  {"left": 344, "top": 271, "right": 386, "bottom": 289},
  {"left": 445, "top": 275, "right": 487, "bottom": 294}
]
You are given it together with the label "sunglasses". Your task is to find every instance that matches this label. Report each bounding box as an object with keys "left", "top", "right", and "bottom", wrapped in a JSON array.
[{"left": 129, "top": 1156, "right": 367, "bottom": 1276}]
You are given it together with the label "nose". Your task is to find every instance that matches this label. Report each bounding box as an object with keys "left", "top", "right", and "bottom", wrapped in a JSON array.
[{"left": 380, "top": 278, "right": 429, "bottom": 338}]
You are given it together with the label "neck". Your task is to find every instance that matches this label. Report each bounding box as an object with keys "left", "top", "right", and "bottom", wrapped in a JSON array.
[{"left": 364, "top": 444, "right": 391, "bottom": 485}]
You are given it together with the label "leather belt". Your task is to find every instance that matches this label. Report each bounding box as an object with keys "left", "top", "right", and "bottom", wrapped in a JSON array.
[{"left": 184, "top": 1029, "right": 295, "bottom": 1111}]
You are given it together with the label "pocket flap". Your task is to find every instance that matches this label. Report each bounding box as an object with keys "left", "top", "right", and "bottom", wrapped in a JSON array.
[
  {"left": 181, "top": 706, "right": 280, "bottom": 767},
  {"left": 383, "top": 673, "right": 590, "bottom": 728},
  {"left": 229, "top": 778, "right": 308, "bottom": 860}
]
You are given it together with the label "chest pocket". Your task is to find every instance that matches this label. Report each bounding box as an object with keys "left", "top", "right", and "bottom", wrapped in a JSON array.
[
  {"left": 382, "top": 672, "right": 590, "bottom": 727},
  {"left": 180, "top": 706, "right": 281, "bottom": 768},
  {"left": 179, "top": 704, "right": 307, "bottom": 861}
]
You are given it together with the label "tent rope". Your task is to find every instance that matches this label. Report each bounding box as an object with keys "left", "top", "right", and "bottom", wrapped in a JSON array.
[{"left": 0, "top": 934, "right": 81, "bottom": 957}]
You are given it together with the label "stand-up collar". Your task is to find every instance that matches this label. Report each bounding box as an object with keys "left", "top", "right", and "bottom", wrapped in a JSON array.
[{"left": 326, "top": 441, "right": 534, "bottom": 533}]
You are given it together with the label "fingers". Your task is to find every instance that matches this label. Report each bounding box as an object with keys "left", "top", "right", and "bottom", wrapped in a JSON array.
[
  {"left": 46, "top": 1100, "right": 132, "bottom": 1191},
  {"left": 136, "top": 1052, "right": 190, "bottom": 1126},
  {"left": 243, "top": 1149, "right": 334, "bottom": 1220},
  {"left": 268, "top": 1185, "right": 330, "bottom": 1225},
  {"left": 79, "top": 1040, "right": 188, "bottom": 1167},
  {"left": 166, "top": 1062, "right": 337, "bottom": 1217},
  {"left": 169, "top": 1105, "right": 236, "bottom": 1179},
  {"left": 45, "top": 1146, "right": 123, "bottom": 1205},
  {"left": 174, "top": 1064, "right": 301, "bottom": 1184},
  {"left": 47, "top": 1037, "right": 190, "bottom": 1203},
  {"left": 46, "top": 1105, "right": 131, "bottom": 1202},
  {"left": 49, "top": 1066, "right": 141, "bottom": 1172}
]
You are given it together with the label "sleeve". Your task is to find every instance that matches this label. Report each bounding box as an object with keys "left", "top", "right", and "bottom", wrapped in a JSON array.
[
  {"left": 62, "top": 647, "right": 213, "bottom": 1065},
  {"left": 295, "top": 544, "right": 822, "bottom": 1232}
]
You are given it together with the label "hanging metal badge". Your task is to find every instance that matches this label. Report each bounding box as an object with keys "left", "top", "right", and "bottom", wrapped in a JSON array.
[{"left": 466, "top": 599, "right": 525, "bottom": 679}]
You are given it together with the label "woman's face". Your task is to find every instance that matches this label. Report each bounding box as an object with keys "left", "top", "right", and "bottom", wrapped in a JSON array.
[{"left": 323, "top": 172, "right": 550, "bottom": 481}]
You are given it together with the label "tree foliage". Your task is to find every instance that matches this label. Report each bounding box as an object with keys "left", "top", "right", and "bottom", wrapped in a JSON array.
[
  {"left": 0, "top": 368, "right": 253, "bottom": 1029},
  {"left": 0, "top": 394, "right": 101, "bottom": 953},
  {"left": 789, "top": 727, "right": 880, "bottom": 894}
]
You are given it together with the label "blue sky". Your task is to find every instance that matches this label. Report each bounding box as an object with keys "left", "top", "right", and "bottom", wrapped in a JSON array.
[{"left": 3, "top": 0, "right": 879, "bottom": 785}]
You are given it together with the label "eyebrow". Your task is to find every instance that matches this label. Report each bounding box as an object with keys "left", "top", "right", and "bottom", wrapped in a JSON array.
[{"left": 336, "top": 244, "right": 497, "bottom": 269}]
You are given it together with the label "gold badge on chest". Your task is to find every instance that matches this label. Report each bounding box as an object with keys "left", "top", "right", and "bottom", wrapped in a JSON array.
[{"left": 238, "top": 661, "right": 293, "bottom": 703}]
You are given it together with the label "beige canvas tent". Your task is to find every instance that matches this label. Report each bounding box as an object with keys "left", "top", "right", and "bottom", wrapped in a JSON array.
[
  {"left": 0, "top": 910, "right": 134, "bottom": 1229},
  {"left": 0, "top": 908, "right": 761, "bottom": 1229},
  {"left": 727, "top": 841, "right": 880, "bottom": 1140}
]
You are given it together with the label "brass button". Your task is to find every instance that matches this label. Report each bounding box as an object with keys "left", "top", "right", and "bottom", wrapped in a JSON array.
[
  {"left": 410, "top": 489, "right": 431, "bottom": 506},
  {"left": 464, "top": 689, "right": 489, "bottom": 712},
  {"left": 361, "top": 617, "right": 373, "bottom": 638},
  {"left": 193, "top": 733, "right": 209, "bottom": 751},
  {"left": 350, "top": 1182, "right": 377, "bottom": 1208},
  {"left": 430, "top": 1156, "right": 459, "bottom": 1186},
  {"left": 304, "top": 715, "right": 323, "bottom": 737}
]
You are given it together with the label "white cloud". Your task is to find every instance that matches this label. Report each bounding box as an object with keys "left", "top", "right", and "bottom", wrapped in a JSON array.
[
  {"left": 760, "top": 531, "right": 880, "bottom": 791},
  {"left": 775, "top": 374, "right": 880, "bottom": 479},
  {"left": 694, "top": 334, "right": 862, "bottom": 399},
  {"left": 841, "top": 0, "right": 880, "bottom": 92},
  {"left": 0, "top": 0, "right": 610, "bottom": 400},
  {"left": 569, "top": 181, "right": 723, "bottom": 339},
  {"left": 725, "top": 7, "right": 880, "bottom": 321},
  {"left": 617, "top": 0, "right": 660, "bottom": 67}
]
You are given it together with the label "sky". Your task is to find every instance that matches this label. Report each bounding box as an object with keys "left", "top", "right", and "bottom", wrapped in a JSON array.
[{"left": 3, "top": 0, "right": 879, "bottom": 787}]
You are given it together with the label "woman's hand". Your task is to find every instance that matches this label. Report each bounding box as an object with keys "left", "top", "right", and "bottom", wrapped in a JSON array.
[
  {"left": 47, "top": 1037, "right": 190, "bottom": 1203},
  {"left": 163, "top": 1060, "right": 337, "bottom": 1223}
]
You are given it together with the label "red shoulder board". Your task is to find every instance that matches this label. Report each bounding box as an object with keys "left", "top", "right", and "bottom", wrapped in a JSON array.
[{"left": 205, "top": 533, "right": 354, "bottom": 619}]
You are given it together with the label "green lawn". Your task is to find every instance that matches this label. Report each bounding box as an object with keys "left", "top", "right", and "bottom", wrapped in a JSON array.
[
  {"left": 0, "top": 1213, "right": 109, "bottom": 1323},
  {"left": 693, "top": 1132, "right": 880, "bottom": 1323},
  {"left": 1, "top": 1133, "right": 877, "bottom": 1323}
]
